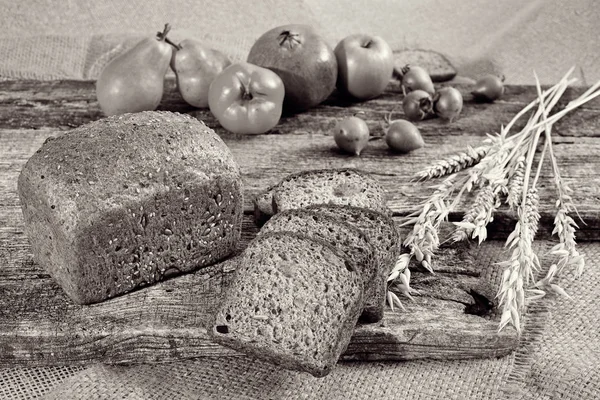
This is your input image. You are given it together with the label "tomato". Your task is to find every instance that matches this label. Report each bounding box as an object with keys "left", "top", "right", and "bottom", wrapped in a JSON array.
[
  {"left": 434, "top": 87, "right": 463, "bottom": 122},
  {"left": 208, "top": 62, "right": 285, "bottom": 134},
  {"left": 333, "top": 116, "right": 370, "bottom": 155},
  {"left": 385, "top": 119, "right": 424, "bottom": 153},
  {"left": 401, "top": 64, "right": 435, "bottom": 95},
  {"left": 403, "top": 89, "right": 433, "bottom": 121},
  {"left": 471, "top": 74, "right": 505, "bottom": 102}
]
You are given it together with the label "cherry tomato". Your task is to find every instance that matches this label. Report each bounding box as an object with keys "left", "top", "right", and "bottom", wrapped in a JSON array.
[
  {"left": 385, "top": 119, "right": 424, "bottom": 153},
  {"left": 402, "top": 90, "right": 433, "bottom": 121},
  {"left": 434, "top": 87, "right": 463, "bottom": 122},
  {"left": 208, "top": 62, "right": 285, "bottom": 134},
  {"left": 334, "top": 116, "right": 370, "bottom": 155},
  {"left": 472, "top": 74, "right": 505, "bottom": 102},
  {"left": 401, "top": 64, "right": 435, "bottom": 95}
]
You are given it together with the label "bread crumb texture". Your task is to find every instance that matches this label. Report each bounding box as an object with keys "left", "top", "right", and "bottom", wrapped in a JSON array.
[
  {"left": 17, "top": 111, "right": 243, "bottom": 304},
  {"left": 274, "top": 168, "right": 388, "bottom": 214},
  {"left": 211, "top": 232, "right": 364, "bottom": 378}
]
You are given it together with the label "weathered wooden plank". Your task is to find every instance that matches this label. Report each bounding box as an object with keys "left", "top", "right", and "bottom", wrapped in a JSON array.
[
  {"left": 0, "top": 79, "right": 599, "bottom": 137},
  {"left": 1, "top": 80, "right": 598, "bottom": 368},
  {"left": 3, "top": 128, "right": 600, "bottom": 240},
  {"left": 0, "top": 228, "right": 518, "bottom": 367}
]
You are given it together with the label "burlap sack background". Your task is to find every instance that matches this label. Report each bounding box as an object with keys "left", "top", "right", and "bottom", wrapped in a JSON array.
[
  {"left": 0, "top": 0, "right": 598, "bottom": 84},
  {"left": 1, "top": 1, "right": 599, "bottom": 398}
]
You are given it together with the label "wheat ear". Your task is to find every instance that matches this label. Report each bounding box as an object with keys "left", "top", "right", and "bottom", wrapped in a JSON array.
[
  {"left": 402, "top": 176, "right": 455, "bottom": 273},
  {"left": 413, "top": 145, "right": 490, "bottom": 182}
]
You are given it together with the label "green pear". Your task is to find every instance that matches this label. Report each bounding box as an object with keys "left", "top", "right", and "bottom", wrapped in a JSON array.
[
  {"left": 96, "top": 24, "right": 174, "bottom": 116},
  {"left": 171, "top": 39, "right": 231, "bottom": 108}
]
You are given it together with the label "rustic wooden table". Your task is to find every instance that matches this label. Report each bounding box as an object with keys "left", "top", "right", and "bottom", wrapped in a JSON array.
[{"left": 1, "top": 79, "right": 599, "bottom": 368}]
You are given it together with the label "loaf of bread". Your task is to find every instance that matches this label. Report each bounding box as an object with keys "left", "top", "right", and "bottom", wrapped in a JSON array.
[
  {"left": 17, "top": 111, "right": 243, "bottom": 304},
  {"left": 210, "top": 232, "right": 364, "bottom": 378},
  {"left": 260, "top": 209, "right": 378, "bottom": 320},
  {"left": 306, "top": 204, "right": 401, "bottom": 323},
  {"left": 253, "top": 168, "right": 388, "bottom": 226}
]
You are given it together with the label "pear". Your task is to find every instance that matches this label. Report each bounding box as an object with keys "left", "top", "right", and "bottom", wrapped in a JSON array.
[
  {"left": 171, "top": 39, "right": 231, "bottom": 108},
  {"left": 96, "top": 24, "right": 175, "bottom": 116}
]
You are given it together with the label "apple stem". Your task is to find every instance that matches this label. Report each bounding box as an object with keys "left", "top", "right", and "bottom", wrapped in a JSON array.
[{"left": 363, "top": 39, "right": 373, "bottom": 48}]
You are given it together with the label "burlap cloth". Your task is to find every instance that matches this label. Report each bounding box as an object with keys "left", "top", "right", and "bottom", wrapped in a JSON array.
[
  {"left": 1, "top": 243, "right": 598, "bottom": 399},
  {"left": 1, "top": 1, "right": 599, "bottom": 398}
]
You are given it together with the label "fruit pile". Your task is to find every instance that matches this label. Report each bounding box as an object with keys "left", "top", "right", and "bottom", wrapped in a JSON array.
[{"left": 96, "top": 23, "right": 504, "bottom": 154}]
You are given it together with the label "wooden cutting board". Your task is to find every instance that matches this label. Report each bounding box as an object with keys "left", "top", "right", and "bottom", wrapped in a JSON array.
[{"left": 1, "top": 79, "right": 599, "bottom": 367}]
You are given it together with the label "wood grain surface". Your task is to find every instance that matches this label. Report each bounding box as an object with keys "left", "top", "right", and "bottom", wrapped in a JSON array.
[{"left": 1, "top": 79, "right": 598, "bottom": 367}]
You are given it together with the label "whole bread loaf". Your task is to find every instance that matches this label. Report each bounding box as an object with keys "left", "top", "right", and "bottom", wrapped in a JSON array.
[
  {"left": 306, "top": 204, "right": 401, "bottom": 323},
  {"left": 17, "top": 111, "right": 243, "bottom": 304},
  {"left": 253, "top": 168, "right": 388, "bottom": 226},
  {"left": 210, "top": 232, "right": 364, "bottom": 378},
  {"left": 260, "top": 209, "right": 377, "bottom": 320}
]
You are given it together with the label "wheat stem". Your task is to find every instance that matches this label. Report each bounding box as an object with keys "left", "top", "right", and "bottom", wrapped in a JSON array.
[
  {"left": 531, "top": 139, "right": 548, "bottom": 189},
  {"left": 501, "top": 75, "right": 577, "bottom": 168}
]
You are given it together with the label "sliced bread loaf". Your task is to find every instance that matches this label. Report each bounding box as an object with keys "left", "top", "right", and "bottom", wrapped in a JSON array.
[
  {"left": 18, "top": 111, "right": 244, "bottom": 304},
  {"left": 253, "top": 168, "right": 388, "bottom": 226},
  {"left": 306, "top": 204, "right": 401, "bottom": 323},
  {"left": 260, "top": 209, "right": 377, "bottom": 320},
  {"left": 210, "top": 232, "right": 364, "bottom": 378}
]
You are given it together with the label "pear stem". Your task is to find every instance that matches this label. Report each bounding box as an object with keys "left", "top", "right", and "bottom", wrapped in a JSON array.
[
  {"left": 165, "top": 37, "right": 181, "bottom": 51},
  {"left": 156, "top": 23, "right": 181, "bottom": 50}
]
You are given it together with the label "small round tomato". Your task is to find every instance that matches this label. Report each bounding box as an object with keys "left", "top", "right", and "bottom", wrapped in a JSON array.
[
  {"left": 385, "top": 119, "right": 424, "bottom": 153},
  {"left": 434, "top": 87, "right": 463, "bottom": 122},
  {"left": 471, "top": 74, "right": 505, "bottom": 102},
  {"left": 208, "top": 62, "right": 285, "bottom": 134},
  {"left": 401, "top": 64, "right": 435, "bottom": 95},
  {"left": 334, "top": 116, "right": 370, "bottom": 155},
  {"left": 402, "top": 89, "right": 433, "bottom": 121}
]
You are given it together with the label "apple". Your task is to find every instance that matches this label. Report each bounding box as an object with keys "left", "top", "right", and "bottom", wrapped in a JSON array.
[
  {"left": 247, "top": 24, "right": 338, "bottom": 112},
  {"left": 171, "top": 39, "right": 231, "bottom": 108},
  {"left": 334, "top": 34, "right": 394, "bottom": 100}
]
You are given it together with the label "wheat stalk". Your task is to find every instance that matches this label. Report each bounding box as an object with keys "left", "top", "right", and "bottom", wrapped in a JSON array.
[
  {"left": 413, "top": 145, "right": 490, "bottom": 181},
  {"left": 388, "top": 68, "right": 598, "bottom": 331},
  {"left": 452, "top": 184, "right": 502, "bottom": 243},
  {"left": 529, "top": 73, "right": 586, "bottom": 298},
  {"left": 498, "top": 188, "right": 541, "bottom": 333},
  {"left": 401, "top": 176, "right": 456, "bottom": 273},
  {"left": 506, "top": 156, "right": 526, "bottom": 209}
]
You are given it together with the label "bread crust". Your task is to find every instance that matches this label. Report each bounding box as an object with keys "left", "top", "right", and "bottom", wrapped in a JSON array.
[{"left": 18, "top": 111, "right": 244, "bottom": 304}]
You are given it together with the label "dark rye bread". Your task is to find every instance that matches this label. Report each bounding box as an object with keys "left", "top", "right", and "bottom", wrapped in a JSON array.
[
  {"left": 253, "top": 168, "right": 388, "bottom": 226},
  {"left": 306, "top": 204, "right": 401, "bottom": 323},
  {"left": 17, "top": 111, "right": 243, "bottom": 304},
  {"left": 260, "top": 209, "right": 377, "bottom": 320},
  {"left": 210, "top": 232, "right": 364, "bottom": 378}
]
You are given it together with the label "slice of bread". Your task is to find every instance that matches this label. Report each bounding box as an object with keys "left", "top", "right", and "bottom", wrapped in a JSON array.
[
  {"left": 210, "top": 232, "right": 364, "bottom": 378},
  {"left": 306, "top": 204, "right": 401, "bottom": 323},
  {"left": 259, "top": 209, "right": 376, "bottom": 317},
  {"left": 253, "top": 168, "right": 388, "bottom": 226}
]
